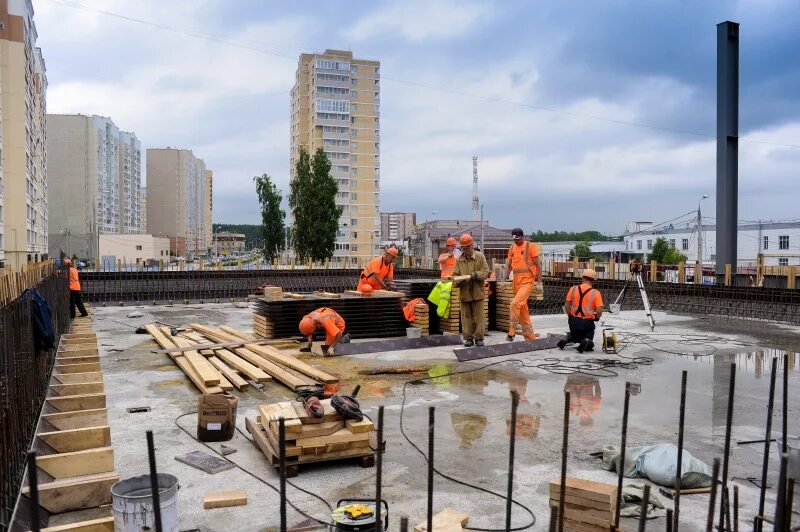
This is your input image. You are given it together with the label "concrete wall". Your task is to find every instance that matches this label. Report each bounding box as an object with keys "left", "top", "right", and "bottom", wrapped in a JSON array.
[{"left": 99, "top": 233, "right": 170, "bottom": 263}]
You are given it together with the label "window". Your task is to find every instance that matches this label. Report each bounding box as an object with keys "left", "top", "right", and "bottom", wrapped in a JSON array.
[
  {"left": 160, "top": 250, "right": 164, "bottom": 256},
  {"left": 682, "top": 238, "right": 689, "bottom": 251},
  {"left": 351, "top": 218, "right": 358, "bottom": 226},
  {"left": 763, "top": 236, "right": 769, "bottom": 250},
  {"left": 779, "top": 258, "right": 789, "bottom": 266},
  {"left": 669, "top": 239, "right": 675, "bottom": 248},
  {"left": 779, "top": 235, "right": 789, "bottom": 250},
  {"left": 647, "top": 240, "right": 652, "bottom": 250},
  {"left": 351, "top": 78, "right": 357, "bottom": 86},
  {"left": 637, "top": 240, "right": 642, "bottom": 250},
  {"left": 351, "top": 193, "right": 358, "bottom": 200},
  {"left": 352, "top": 232, "right": 358, "bottom": 239},
  {"left": 351, "top": 103, "right": 357, "bottom": 111},
  {"left": 135, "top": 245, "right": 142, "bottom": 251},
  {"left": 351, "top": 90, "right": 357, "bottom": 99},
  {"left": 350, "top": 64, "right": 358, "bottom": 73},
  {"left": 316, "top": 99, "right": 349, "bottom": 113}
]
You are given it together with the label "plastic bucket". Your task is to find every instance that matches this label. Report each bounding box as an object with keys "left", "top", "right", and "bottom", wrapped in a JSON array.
[
  {"left": 111, "top": 474, "right": 179, "bottom": 532},
  {"left": 406, "top": 327, "right": 422, "bottom": 339}
]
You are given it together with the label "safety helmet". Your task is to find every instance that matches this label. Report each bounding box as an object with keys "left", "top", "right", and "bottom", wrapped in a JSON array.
[
  {"left": 446, "top": 237, "right": 457, "bottom": 247},
  {"left": 582, "top": 268, "right": 598, "bottom": 281},
  {"left": 299, "top": 316, "right": 315, "bottom": 336},
  {"left": 360, "top": 285, "right": 374, "bottom": 296},
  {"left": 386, "top": 247, "right": 399, "bottom": 257},
  {"left": 459, "top": 234, "right": 474, "bottom": 246}
]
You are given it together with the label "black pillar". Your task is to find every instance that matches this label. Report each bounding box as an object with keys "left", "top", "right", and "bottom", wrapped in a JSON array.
[{"left": 716, "top": 21, "right": 739, "bottom": 275}]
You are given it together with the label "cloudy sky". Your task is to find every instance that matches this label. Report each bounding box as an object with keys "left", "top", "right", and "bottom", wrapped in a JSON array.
[{"left": 38, "top": 0, "right": 800, "bottom": 235}]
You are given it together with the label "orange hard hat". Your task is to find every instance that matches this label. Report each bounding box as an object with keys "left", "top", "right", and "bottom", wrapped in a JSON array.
[
  {"left": 459, "top": 234, "right": 474, "bottom": 246},
  {"left": 446, "top": 237, "right": 457, "bottom": 247},
  {"left": 299, "top": 316, "right": 315, "bottom": 336},
  {"left": 386, "top": 247, "right": 398, "bottom": 257},
  {"left": 360, "top": 285, "right": 374, "bottom": 296},
  {"left": 582, "top": 268, "right": 598, "bottom": 280}
]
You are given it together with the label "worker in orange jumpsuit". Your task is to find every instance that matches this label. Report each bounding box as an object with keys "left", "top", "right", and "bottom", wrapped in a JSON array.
[
  {"left": 64, "top": 258, "right": 88, "bottom": 319},
  {"left": 504, "top": 228, "right": 541, "bottom": 341},
  {"left": 438, "top": 237, "right": 459, "bottom": 279},
  {"left": 299, "top": 307, "right": 349, "bottom": 357},
  {"left": 564, "top": 375, "right": 602, "bottom": 427},
  {"left": 357, "top": 247, "right": 397, "bottom": 292},
  {"left": 558, "top": 268, "right": 604, "bottom": 353}
]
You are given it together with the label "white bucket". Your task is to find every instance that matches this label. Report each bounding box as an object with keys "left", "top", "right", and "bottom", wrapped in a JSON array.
[
  {"left": 111, "top": 474, "right": 179, "bottom": 532},
  {"left": 406, "top": 327, "right": 422, "bottom": 339}
]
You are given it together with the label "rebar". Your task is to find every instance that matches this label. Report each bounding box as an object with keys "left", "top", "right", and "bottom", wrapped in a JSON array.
[
  {"left": 279, "top": 417, "right": 287, "bottom": 532},
  {"left": 558, "top": 391, "right": 570, "bottom": 532},
  {"left": 674, "top": 370, "right": 687, "bottom": 532},
  {"left": 26, "top": 452, "right": 40, "bottom": 532},
  {"left": 638, "top": 484, "right": 651, "bottom": 532},
  {"left": 775, "top": 453, "right": 788, "bottom": 532},
  {"left": 375, "top": 406, "right": 384, "bottom": 532},
  {"left": 506, "top": 390, "right": 520, "bottom": 532},
  {"left": 615, "top": 382, "right": 632, "bottom": 529},
  {"left": 719, "top": 363, "right": 736, "bottom": 529},
  {"left": 146, "top": 431, "right": 163, "bottom": 532},
  {"left": 427, "top": 406, "right": 435, "bottom": 532},
  {"left": 757, "top": 357, "right": 778, "bottom": 532},
  {"left": 707, "top": 458, "right": 720, "bottom": 532}
]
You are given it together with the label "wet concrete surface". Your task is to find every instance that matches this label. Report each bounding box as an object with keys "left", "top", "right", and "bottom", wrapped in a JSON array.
[{"left": 52, "top": 303, "right": 799, "bottom": 531}]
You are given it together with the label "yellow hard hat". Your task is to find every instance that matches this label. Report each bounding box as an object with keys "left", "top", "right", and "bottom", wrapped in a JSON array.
[{"left": 582, "top": 268, "right": 597, "bottom": 280}]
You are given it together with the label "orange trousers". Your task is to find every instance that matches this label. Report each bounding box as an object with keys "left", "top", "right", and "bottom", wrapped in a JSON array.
[{"left": 509, "top": 281, "right": 535, "bottom": 339}]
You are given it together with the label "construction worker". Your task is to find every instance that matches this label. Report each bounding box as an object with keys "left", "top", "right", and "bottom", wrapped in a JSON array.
[
  {"left": 504, "top": 228, "right": 541, "bottom": 341},
  {"left": 299, "top": 307, "right": 350, "bottom": 357},
  {"left": 438, "top": 237, "right": 459, "bottom": 279},
  {"left": 357, "top": 247, "right": 397, "bottom": 293},
  {"left": 64, "top": 258, "right": 88, "bottom": 319},
  {"left": 558, "top": 268, "right": 604, "bottom": 353},
  {"left": 452, "top": 234, "right": 489, "bottom": 347}
]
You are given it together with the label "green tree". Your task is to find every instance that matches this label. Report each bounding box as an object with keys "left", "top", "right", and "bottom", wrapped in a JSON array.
[
  {"left": 649, "top": 237, "right": 671, "bottom": 263},
  {"left": 253, "top": 173, "right": 286, "bottom": 262},
  {"left": 569, "top": 240, "right": 592, "bottom": 260},
  {"left": 662, "top": 246, "right": 688, "bottom": 265},
  {"left": 530, "top": 230, "right": 620, "bottom": 242}
]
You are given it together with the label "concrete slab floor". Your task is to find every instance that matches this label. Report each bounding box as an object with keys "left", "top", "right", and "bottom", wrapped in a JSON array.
[{"left": 50, "top": 304, "right": 800, "bottom": 531}]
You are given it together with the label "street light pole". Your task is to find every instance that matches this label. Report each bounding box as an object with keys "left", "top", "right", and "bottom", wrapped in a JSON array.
[{"left": 697, "top": 194, "right": 709, "bottom": 265}]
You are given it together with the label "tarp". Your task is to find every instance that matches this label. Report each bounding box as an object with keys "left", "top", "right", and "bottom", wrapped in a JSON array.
[{"left": 601, "top": 443, "right": 712, "bottom": 488}]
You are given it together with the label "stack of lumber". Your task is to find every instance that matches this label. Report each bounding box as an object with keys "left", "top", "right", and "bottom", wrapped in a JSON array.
[
  {"left": 22, "top": 316, "right": 118, "bottom": 530},
  {"left": 549, "top": 477, "right": 617, "bottom": 532},
  {"left": 439, "top": 286, "right": 489, "bottom": 335},
  {"left": 410, "top": 301, "right": 429, "bottom": 336},
  {"left": 493, "top": 282, "right": 543, "bottom": 332},
  {"left": 263, "top": 286, "right": 284, "bottom": 301},
  {"left": 145, "top": 323, "right": 338, "bottom": 395},
  {"left": 246, "top": 399, "right": 375, "bottom": 477}
]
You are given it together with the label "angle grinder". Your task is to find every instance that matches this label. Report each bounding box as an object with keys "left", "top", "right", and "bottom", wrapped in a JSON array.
[{"left": 331, "top": 499, "right": 388, "bottom": 531}]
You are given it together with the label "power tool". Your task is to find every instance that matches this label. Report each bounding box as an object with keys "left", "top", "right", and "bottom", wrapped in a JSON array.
[
  {"left": 602, "top": 327, "right": 619, "bottom": 354},
  {"left": 331, "top": 499, "right": 388, "bottom": 531}
]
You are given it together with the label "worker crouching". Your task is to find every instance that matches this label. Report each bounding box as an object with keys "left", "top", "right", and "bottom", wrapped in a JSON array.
[
  {"left": 299, "top": 308, "right": 350, "bottom": 357},
  {"left": 357, "top": 247, "right": 397, "bottom": 293},
  {"left": 558, "top": 269, "right": 605, "bottom": 353},
  {"left": 452, "top": 234, "right": 489, "bottom": 347}
]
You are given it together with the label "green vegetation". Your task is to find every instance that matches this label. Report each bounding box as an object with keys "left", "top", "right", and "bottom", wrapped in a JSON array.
[
  {"left": 650, "top": 237, "right": 687, "bottom": 264},
  {"left": 253, "top": 173, "right": 286, "bottom": 262},
  {"left": 529, "top": 230, "right": 620, "bottom": 242}
]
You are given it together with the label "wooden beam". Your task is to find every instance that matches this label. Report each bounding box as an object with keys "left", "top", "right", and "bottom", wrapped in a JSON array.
[
  {"left": 54, "top": 355, "right": 100, "bottom": 365},
  {"left": 50, "top": 382, "right": 104, "bottom": 397},
  {"left": 181, "top": 332, "right": 271, "bottom": 383},
  {"left": 41, "top": 409, "right": 108, "bottom": 431},
  {"left": 218, "top": 326, "right": 257, "bottom": 340},
  {"left": 42, "top": 516, "right": 114, "bottom": 531},
  {"left": 36, "top": 447, "right": 115, "bottom": 479},
  {"left": 162, "top": 331, "right": 221, "bottom": 386},
  {"left": 46, "top": 393, "right": 106, "bottom": 413},
  {"left": 38, "top": 426, "right": 111, "bottom": 453},
  {"left": 58, "top": 347, "right": 99, "bottom": 356},
  {"left": 208, "top": 357, "right": 249, "bottom": 390},
  {"left": 62, "top": 333, "right": 97, "bottom": 340},
  {"left": 61, "top": 336, "right": 97, "bottom": 345},
  {"left": 23, "top": 472, "right": 119, "bottom": 513},
  {"left": 54, "top": 362, "right": 102, "bottom": 374},
  {"left": 145, "top": 324, "right": 223, "bottom": 394},
  {"left": 51, "top": 372, "right": 103, "bottom": 385},
  {"left": 203, "top": 490, "right": 247, "bottom": 509}
]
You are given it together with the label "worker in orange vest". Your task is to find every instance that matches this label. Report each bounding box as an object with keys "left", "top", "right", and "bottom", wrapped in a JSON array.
[
  {"left": 357, "top": 247, "right": 397, "bottom": 292},
  {"left": 558, "top": 268, "right": 604, "bottom": 353},
  {"left": 64, "top": 258, "right": 88, "bottom": 318},
  {"left": 438, "top": 237, "right": 459, "bottom": 279},
  {"left": 504, "top": 228, "right": 541, "bottom": 341},
  {"left": 299, "top": 307, "right": 350, "bottom": 357}
]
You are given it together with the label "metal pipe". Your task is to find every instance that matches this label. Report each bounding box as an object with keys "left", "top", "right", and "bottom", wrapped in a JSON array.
[
  {"left": 706, "top": 458, "right": 720, "bottom": 532},
  {"left": 615, "top": 382, "right": 632, "bottom": 529},
  {"left": 146, "top": 431, "right": 163, "bottom": 532},
  {"left": 506, "top": 390, "right": 520, "bottom": 532},
  {"left": 558, "top": 391, "right": 570, "bottom": 532},
  {"left": 674, "top": 370, "right": 687, "bottom": 532},
  {"left": 719, "top": 363, "right": 736, "bottom": 528},
  {"left": 427, "top": 406, "right": 435, "bottom": 532},
  {"left": 733, "top": 485, "right": 739, "bottom": 532},
  {"left": 26, "top": 452, "right": 40, "bottom": 532},
  {"left": 775, "top": 452, "right": 788, "bottom": 532},
  {"left": 757, "top": 357, "right": 778, "bottom": 532},
  {"left": 638, "top": 484, "right": 651, "bottom": 532},
  {"left": 279, "top": 417, "right": 287, "bottom": 532},
  {"left": 375, "top": 406, "right": 384, "bottom": 532}
]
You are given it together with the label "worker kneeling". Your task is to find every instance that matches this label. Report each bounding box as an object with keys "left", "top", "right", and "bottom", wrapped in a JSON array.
[
  {"left": 299, "top": 308, "right": 350, "bottom": 357},
  {"left": 357, "top": 247, "right": 397, "bottom": 293},
  {"left": 452, "top": 234, "right": 489, "bottom": 347},
  {"left": 558, "top": 269, "right": 604, "bottom": 353}
]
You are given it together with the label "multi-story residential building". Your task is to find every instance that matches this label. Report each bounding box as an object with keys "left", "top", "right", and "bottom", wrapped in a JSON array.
[
  {"left": 290, "top": 49, "right": 380, "bottom": 265},
  {"left": 212, "top": 232, "right": 245, "bottom": 256},
  {"left": 1, "top": 0, "right": 48, "bottom": 269},
  {"left": 146, "top": 148, "right": 211, "bottom": 258},
  {"left": 204, "top": 169, "right": 213, "bottom": 249},
  {"left": 47, "top": 114, "right": 142, "bottom": 259},
  {"left": 380, "top": 212, "right": 416, "bottom": 241},
  {"left": 139, "top": 187, "right": 147, "bottom": 232}
]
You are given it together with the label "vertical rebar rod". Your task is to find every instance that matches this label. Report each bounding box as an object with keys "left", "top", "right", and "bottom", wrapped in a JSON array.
[
  {"left": 674, "top": 371, "right": 687, "bottom": 532},
  {"left": 786, "top": 479, "right": 794, "bottom": 531},
  {"left": 146, "top": 431, "right": 163, "bottom": 532},
  {"left": 558, "top": 391, "right": 570, "bottom": 532},
  {"left": 375, "top": 406, "right": 384, "bottom": 532},
  {"left": 723, "top": 487, "right": 732, "bottom": 532},
  {"left": 26, "top": 452, "right": 40, "bottom": 532},
  {"left": 782, "top": 353, "right": 788, "bottom": 456},
  {"left": 719, "top": 363, "right": 736, "bottom": 529},
  {"left": 706, "top": 458, "right": 720, "bottom": 532},
  {"left": 400, "top": 516, "right": 409, "bottom": 532},
  {"left": 733, "top": 485, "right": 739, "bottom": 532},
  {"left": 427, "top": 406, "right": 435, "bottom": 532},
  {"left": 548, "top": 506, "right": 557, "bottom": 532},
  {"left": 279, "top": 417, "right": 287, "bottom": 532},
  {"left": 757, "top": 357, "right": 778, "bottom": 532},
  {"left": 638, "top": 484, "right": 651, "bottom": 532},
  {"left": 506, "top": 390, "right": 520, "bottom": 532},
  {"left": 775, "top": 453, "right": 788, "bottom": 532},
  {"left": 666, "top": 509, "right": 673, "bottom": 532},
  {"left": 615, "top": 382, "right": 632, "bottom": 529}
]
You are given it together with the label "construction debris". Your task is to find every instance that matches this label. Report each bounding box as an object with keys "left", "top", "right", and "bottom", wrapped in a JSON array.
[{"left": 174, "top": 450, "right": 236, "bottom": 474}]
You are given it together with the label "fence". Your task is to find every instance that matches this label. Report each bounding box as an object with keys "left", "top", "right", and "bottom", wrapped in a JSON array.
[
  {"left": 1, "top": 262, "right": 56, "bottom": 308},
  {"left": 0, "top": 274, "right": 70, "bottom": 530}
]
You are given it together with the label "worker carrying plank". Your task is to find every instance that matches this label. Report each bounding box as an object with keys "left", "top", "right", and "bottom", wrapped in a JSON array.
[
  {"left": 357, "top": 247, "right": 397, "bottom": 293},
  {"left": 451, "top": 234, "right": 489, "bottom": 347},
  {"left": 504, "top": 228, "right": 542, "bottom": 341},
  {"left": 438, "top": 237, "right": 460, "bottom": 279},
  {"left": 558, "top": 268, "right": 604, "bottom": 353},
  {"left": 299, "top": 307, "right": 350, "bottom": 357}
]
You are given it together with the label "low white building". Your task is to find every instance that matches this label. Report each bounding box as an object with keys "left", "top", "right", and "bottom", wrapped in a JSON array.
[
  {"left": 538, "top": 241, "right": 626, "bottom": 262},
  {"left": 622, "top": 221, "right": 800, "bottom": 266},
  {"left": 99, "top": 234, "right": 171, "bottom": 267}
]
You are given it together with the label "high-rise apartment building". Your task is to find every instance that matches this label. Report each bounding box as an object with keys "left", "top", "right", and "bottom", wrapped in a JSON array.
[
  {"left": 47, "top": 114, "right": 142, "bottom": 259},
  {"left": 1, "top": 0, "right": 48, "bottom": 269},
  {"left": 139, "top": 187, "right": 147, "bottom": 233},
  {"left": 290, "top": 49, "right": 380, "bottom": 265},
  {"left": 204, "top": 169, "right": 213, "bottom": 249},
  {"left": 146, "top": 148, "right": 211, "bottom": 258}
]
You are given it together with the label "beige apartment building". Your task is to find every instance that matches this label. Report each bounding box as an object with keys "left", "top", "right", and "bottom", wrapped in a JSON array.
[
  {"left": 204, "top": 169, "right": 213, "bottom": 249},
  {"left": 146, "top": 148, "right": 212, "bottom": 258},
  {"left": 290, "top": 49, "right": 380, "bottom": 265},
  {"left": 47, "top": 114, "right": 143, "bottom": 259},
  {"left": 1, "top": 0, "right": 48, "bottom": 269}
]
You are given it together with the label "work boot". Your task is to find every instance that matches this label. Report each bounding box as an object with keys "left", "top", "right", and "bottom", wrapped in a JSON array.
[
  {"left": 585, "top": 340, "right": 595, "bottom": 352},
  {"left": 463, "top": 339, "right": 474, "bottom": 347},
  {"left": 577, "top": 338, "right": 590, "bottom": 353},
  {"left": 475, "top": 339, "right": 485, "bottom": 347},
  {"left": 340, "top": 333, "right": 351, "bottom": 344},
  {"left": 506, "top": 335, "right": 515, "bottom": 342},
  {"left": 557, "top": 339, "right": 567, "bottom": 350}
]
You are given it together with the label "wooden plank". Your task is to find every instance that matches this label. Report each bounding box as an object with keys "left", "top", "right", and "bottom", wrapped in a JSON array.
[
  {"left": 245, "top": 417, "right": 276, "bottom": 464},
  {"left": 54, "top": 355, "right": 100, "bottom": 365},
  {"left": 219, "top": 326, "right": 257, "bottom": 340},
  {"left": 181, "top": 332, "right": 271, "bottom": 383},
  {"left": 42, "top": 516, "right": 114, "bottom": 531},
  {"left": 262, "top": 423, "right": 302, "bottom": 457},
  {"left": 59, "top": 345, "right": 99, "bottom": 354},
  {"left": 293, "top": 421, "right": 344, "bottom": 439},
  {"left": 54, "top": 362, "right": 102, "bottom": 374},
  {"left": 50, "top": 382, "right": 104, "bottom": 397},
  {"left": 295, "top": 428, "right": 370, "bottom": 448},
  {"left": 549, "top": 492, "right": 616, "bottom": 512},
  {"left": 208, "top": 357, "right": 249, "bottom": 390},
  {"left": 203, "top": 490, "right": 248, "bottom": 509},
  {"left": 147, "top": 325, "right": 223, "bottom": 394},
  {"left": 23, "top": 473, "right": 118, "bottom": 513},
  {"left": 37, "top": 426, "right": 111, "bottom": 453},
  {"left": 414, "top": 508, "right": 470, "bottom": 532},
  {"left": 62, "top": 333, "right": 97, "bottom": 340},
  {"left": 61, "top": 336, "right": 98, "bottom": 345},
  {"left": 260, "top": 403, "right": 301, "bottom": 434},
  {"left": 166, "top": 331, "right": 221, "bottom": 386},
  {"left": 36, "top": 447, "right": 115, "bottom": 479},
  {"left": 346, "top": 419, "right": 374, "bottom": 434},
  {"left": 291, "top": 401, "right": 343, "bottom": 424},
  {"left": 548, "top": 477, "right": 616, "bottom": 505},
  {"left": 52, "top": 372, "right": 103, "bottom": 385},
  {"left": 41, "top": 409, "right": 108, "bottom": 431},
  {"left": 296, "top": 446, "right": 373, "bottom": 464},
  {"left": 548, "top": 500, "right": 614, "bottom": 523},
  {"left": 46, "top": 394, "right": 107, "bottom": 413}
]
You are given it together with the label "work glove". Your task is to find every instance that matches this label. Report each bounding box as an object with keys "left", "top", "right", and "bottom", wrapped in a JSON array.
[
  {"left": 470, "top": 272, "right": 478, "bottom": 280},
  {"left": 326, "top": 347, "right": 335, "bottom": 357}
]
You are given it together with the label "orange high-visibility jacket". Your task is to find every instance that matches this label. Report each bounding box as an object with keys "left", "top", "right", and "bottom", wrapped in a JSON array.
[
  {"left": 358, "top": 256, "right": 394, "bottom": 290},
  {"left": 68, "top": 267, "right": 81, "bottom": 291},
  {"left": 307, "top": 307, "right": 346, "bottom": 345},
  {"left": 438, "top": 253, "right": 456, "bottom": 279},
  {"left": 507, "top": 241, "right": 539, "bottom": 284},
  {"left": 565, "top": 282, "right": 604, "bottom": 320}
]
